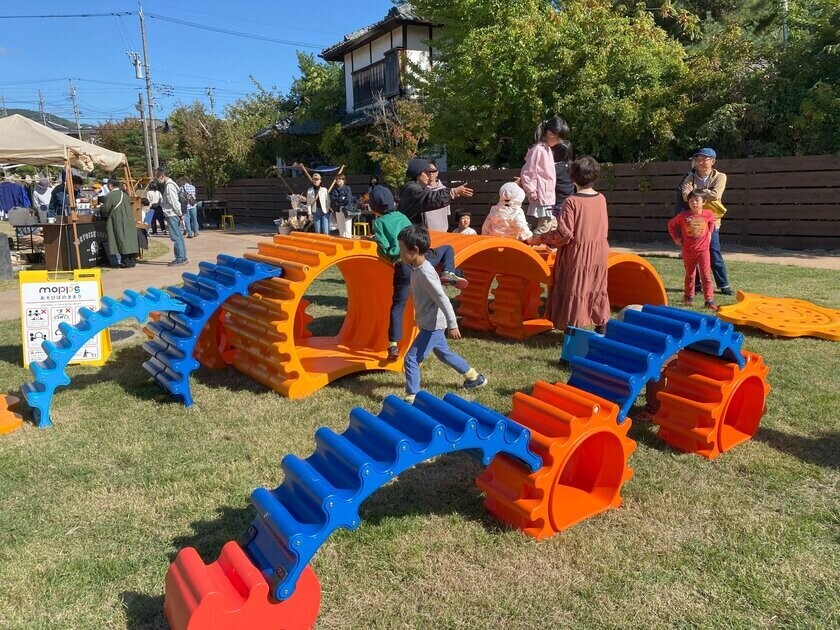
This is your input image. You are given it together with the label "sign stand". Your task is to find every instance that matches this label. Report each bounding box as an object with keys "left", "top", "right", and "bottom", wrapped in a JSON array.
[{"left": 19, "top": 269, "right": 111, "bottom": 368}]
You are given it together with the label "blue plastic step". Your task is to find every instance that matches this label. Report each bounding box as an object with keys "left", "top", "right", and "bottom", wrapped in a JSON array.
[
  {"left": 566, "top": 304, "right": 744, "bottom": 422},
  {"left": 242, "top": 391, "right": 541, "bottom": 601}
]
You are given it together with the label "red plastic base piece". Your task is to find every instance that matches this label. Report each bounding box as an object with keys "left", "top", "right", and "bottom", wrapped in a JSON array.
[{"left": 164, "top": 541, "right": 321, "bottom": 630}]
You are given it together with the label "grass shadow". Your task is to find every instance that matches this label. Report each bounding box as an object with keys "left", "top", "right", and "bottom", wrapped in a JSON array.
[
  {"left": 359, "top": 452, "right": 503, "bottom": 530},
  {"left": 0, "top": 343, "right": 23, "bottom": 368},
  {"left": 170, "top": 504, "right": 255, "bottom": 563},
  {"left": 120, "top": 591, "right": 166, "bottom": 630},
  {"left": 191, "top": 365, "right": 275, "bottom": 396},
  {"left": 756, "top": 428, "right": 840, "bottom": 470}
]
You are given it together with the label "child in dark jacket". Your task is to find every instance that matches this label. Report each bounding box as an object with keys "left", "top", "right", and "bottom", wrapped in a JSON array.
[
  {"left": 368, "top": 185, "right": 468, "bottom": 361},
  {"left": 668, "top": 189, "right": 718, "bottom": 310}
]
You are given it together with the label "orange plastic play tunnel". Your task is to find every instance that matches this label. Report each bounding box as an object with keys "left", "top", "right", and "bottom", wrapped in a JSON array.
[
  {"left": 432, "top": 232, "right": 554, "bottom": 339},
  {"left": 477, "top": 381, "right": 636, "bottom": 539},
  {"left": 208, "top": 233, "right": 414, "bottom": 399},
  {"left": 164, "top": 541, "right": 321, "bottom": 630},
  {"left": 606, "top": 252, "right": 668, "bottom": 308},
  {"left": 653, "top": 350, "right": 770, "bottom": 459}
]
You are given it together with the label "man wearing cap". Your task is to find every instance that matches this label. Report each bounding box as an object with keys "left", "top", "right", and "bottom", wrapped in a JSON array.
[
  {"left": 399, "top": 157, "right": 473, "bottom": 224},
  {"left": 678, "top": 148, "right": 732, "bottom": 296}
]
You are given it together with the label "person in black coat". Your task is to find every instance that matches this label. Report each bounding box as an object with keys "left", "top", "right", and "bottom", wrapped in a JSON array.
[{"left": 398, "top": 158, "right": 473, "bottom": 224}]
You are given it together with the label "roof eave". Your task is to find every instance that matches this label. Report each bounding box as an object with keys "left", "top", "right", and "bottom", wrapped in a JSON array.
[{"left": 320, "top": 16, "right": 434, "bottom": 62}]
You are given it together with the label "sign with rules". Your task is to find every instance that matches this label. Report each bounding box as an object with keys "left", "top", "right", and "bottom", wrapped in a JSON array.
[{"left": 19, "top": 269, "right": 112, "bottom": 368}]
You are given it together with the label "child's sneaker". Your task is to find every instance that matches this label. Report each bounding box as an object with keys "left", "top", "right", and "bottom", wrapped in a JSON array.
[
  {"left": 705, "top": 301, "right": 718, "bottom": 311},
  {"left": 440, "top": 271, "right": 469, "bottom": 290},
  {"left": 404, "top": 393, "right": 416, "bottom": 404},
  {"left": 463, "top": 373, "right": 488, "bottom": 391},
  {"left": 683, "top": 296, "right": 694, "bottom": 305},
  {"left": 387, "top": 345, "right": 400, "bottom": 361}
]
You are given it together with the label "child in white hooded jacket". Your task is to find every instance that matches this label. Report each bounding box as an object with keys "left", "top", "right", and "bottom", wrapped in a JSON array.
[{"left": 481, "top": 182, "right": 533, "bottom": 241}]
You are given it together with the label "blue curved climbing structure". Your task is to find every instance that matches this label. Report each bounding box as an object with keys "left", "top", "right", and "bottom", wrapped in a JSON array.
[
  {"left": 241, "top": 391, "right": 542, "bottom": 601},
  {"left": 141, "top": 255, "right": 281, "bottom": 406},
  {"left": 22, "top": 287, "right": 188, "bottom": 428},
  {"left": 568, "top": 304, "right": 744, "bottom": 423}
]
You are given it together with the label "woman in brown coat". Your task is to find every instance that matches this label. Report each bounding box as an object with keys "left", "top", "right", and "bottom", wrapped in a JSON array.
[{"left": 529, "top": 157, "right": 610, "bottom": 333}]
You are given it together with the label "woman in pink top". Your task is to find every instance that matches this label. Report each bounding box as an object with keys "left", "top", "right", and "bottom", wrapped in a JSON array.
[{"left": 520, "top": 116, "right": 569, "bottom": 235}]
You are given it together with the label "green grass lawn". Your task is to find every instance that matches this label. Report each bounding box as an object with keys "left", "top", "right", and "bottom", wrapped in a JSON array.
[{"left": 0, "top": 257, "right": 838, "bottom": 628}]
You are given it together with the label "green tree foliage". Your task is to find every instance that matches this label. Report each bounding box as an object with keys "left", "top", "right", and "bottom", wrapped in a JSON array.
[
  {"left": 96, "top": 118, "right": 176, "bottom": 177},
  {"left": 224, "top": 77, "right": 295, "bottom": 176},
  {"left": 367, "top": 96, "right": 432, "bottom": 188},
  {"left": 167, "top": 103, "right": 235, "bottom": 196},
  {"left": 409, "top": 0, "right": 689, "bottom": 166}
]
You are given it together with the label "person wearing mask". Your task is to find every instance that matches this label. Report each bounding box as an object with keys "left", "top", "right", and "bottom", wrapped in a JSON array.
[
  {"left": 421, "top": 160, "right": 452, "bottom": 232},
  {"left": 48, "top": 175, "right": 82, "bottom": 217},
  {"left": 155, "top": 168, "right": 188, "bottom": 266},
  {"left": 399, "top": 158, "right": 473, "bottom": 225},
  {"left": 99, "top": 178, "right": 140, "bottom": 268},
  {"left": 306, "top": 172, "right": 331, "bottom": 234}
]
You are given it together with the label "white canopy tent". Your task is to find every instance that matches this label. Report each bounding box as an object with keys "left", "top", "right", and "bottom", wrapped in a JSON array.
[{"left": 0, "top": 114, "right": 126, "bottom": 172}]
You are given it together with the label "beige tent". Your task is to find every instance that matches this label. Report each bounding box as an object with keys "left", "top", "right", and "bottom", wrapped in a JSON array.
[{"left": 0, "top": 114, "right": 126, "bottom": 172}]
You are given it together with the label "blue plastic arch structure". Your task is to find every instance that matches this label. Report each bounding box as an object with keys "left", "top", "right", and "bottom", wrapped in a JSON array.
[
  {"left": 22, "top": 287, "right": 188, "bottom": 428},
  {"left": 567, "top": 304, "right": 745, "bottom": 423},
  {"left": 141, "top": 255, "right": 281, "bottom": 406},
  {"left": 242, "top": 391, "right": 542, "bottom": 601}
]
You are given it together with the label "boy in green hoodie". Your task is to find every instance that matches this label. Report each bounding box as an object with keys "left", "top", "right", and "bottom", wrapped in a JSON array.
[{"left": 367, "top": 184, "right": 467, "bottom": 361}]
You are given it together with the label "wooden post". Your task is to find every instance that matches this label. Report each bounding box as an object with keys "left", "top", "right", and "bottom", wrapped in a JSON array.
[{"left": 65, "top": 161, "right": 82, "bottom": 270}]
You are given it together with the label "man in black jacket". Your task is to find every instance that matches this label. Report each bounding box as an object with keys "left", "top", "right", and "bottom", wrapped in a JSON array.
[{"left": 399, "top": 158, "right": 473, "bottom": 223}]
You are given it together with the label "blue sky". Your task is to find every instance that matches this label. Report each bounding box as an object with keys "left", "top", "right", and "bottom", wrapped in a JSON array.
[{"left": 0, "top": 0, "right": 394, "bottom": 125}]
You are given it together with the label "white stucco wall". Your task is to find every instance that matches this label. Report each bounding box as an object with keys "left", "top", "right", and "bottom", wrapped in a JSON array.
[{"left": 370, "top": 32, "right": 391, "bottom": 63}]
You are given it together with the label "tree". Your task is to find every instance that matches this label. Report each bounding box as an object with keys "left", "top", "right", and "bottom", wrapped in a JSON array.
[
  {"left": 409, "top": 0, "right": 689, "bottom": 166},
  {"left": 168, "top": 103, "right": 235, "bottom": 196},
  {"left": 366, "top": 95, "right": 432, "bottom": 188},
  {"left": 225, "top": 77, "right": 295, "bottom": 177}
]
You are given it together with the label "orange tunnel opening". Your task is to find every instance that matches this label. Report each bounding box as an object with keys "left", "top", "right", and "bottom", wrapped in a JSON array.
[
  {"left": 719, "top": 375, "right": 766, "bottom": 452},
  {"left": 550, "top": 430, "right": 626, "bottom": 531}
]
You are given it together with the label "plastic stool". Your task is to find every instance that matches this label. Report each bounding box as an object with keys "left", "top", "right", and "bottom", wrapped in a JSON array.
[
  {"left": 353, "top": 221, "right": 370, "bottom": 237},
  {"left": 220, "top": 214, "right": 235, "bottom": 231}
]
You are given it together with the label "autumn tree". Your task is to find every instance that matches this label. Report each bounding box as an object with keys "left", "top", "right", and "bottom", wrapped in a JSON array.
[{"left": 367, "top": 95, "right": 432, "bottom": 188}]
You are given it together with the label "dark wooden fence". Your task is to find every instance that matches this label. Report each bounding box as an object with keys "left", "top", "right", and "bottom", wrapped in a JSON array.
[{"left": 198, "top": 154, "right": 840, "bottom": 249}]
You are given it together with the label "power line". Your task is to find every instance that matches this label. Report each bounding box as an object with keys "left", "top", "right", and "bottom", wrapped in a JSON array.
[
  {"left": 0, "top": 12, "right": 135, "bottom": 19},
  {"left": 0, "top": 10, "right": 326, "bottom": 48},
  {"left": 145, "top": 13, "right": 325, "bottom": 49}
]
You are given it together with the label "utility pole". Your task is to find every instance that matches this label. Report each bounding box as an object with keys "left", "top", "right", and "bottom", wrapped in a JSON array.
[
  {"left": 136, "top": 93, "right": 153, "bottom": 177},
  {"left": 1, "top": 95, "right": 7, "bottom": 117},
  {"left": 69, "top": 79, "right": 82, "bottom": 140},
  {"left": 38, "top": 90, "right": 47, "bottom": 125},
  {"left": 206, "top": 87, "right": 216, "bottom": 116},
  {"left": 138, "top": 1, "right": 159, "bottom": 169}
]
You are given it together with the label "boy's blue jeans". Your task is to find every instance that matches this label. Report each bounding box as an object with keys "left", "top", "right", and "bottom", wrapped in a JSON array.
[
  {"left": 404, "top": 328, "right": 471, "bottom": 395},
  {"left": 388, "top": 245, "right": 458, "bottom": 343}
]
